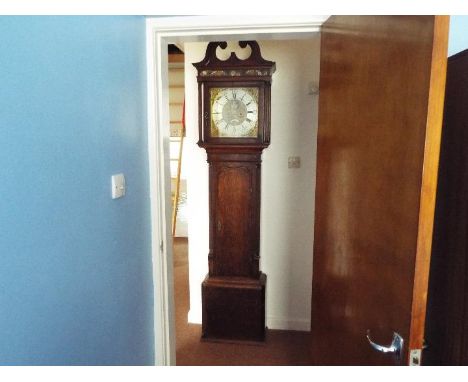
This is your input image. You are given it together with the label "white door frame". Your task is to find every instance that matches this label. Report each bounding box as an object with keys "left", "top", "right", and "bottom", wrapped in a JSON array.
[{"left": 145, "top": 15, "right": 329, "bottom": 366}]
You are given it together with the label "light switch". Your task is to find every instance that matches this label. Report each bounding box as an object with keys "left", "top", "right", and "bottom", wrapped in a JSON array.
[
  {"left": 288, "top": 156, "right": 301, "bottom": 169},
  {"left": 111, "top": 173, "right": 126, "bottom": 199}
]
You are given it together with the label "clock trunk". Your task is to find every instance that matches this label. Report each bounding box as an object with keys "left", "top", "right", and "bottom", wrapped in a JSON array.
[{"left": 209, "top": 153, "right": 261, "bottom": 278}]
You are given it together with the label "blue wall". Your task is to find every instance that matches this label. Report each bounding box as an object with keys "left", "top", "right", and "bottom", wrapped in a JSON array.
[
  {"left": 449, "top": 16, "right": 468, "bottom": 56},
  {"left": 0, "top": 16, "right": 154, "bottom": 365}
]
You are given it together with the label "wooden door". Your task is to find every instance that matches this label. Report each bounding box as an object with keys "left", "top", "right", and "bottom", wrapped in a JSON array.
[
  {"left": 211, "top": 160, "right": 260, "bottom": 278},
  {"left": 311, "top": 16, "right": 449, "bottom": 365}
]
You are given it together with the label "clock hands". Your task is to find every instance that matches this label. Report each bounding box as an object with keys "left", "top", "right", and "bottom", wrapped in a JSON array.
[{"left": 212, "top": 87, "right": 258, "bottom": 137}]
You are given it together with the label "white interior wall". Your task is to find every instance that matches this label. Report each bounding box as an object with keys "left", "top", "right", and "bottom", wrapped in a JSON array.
[{"left": 184, "top": 38, "right": 320, "bottom": 330}]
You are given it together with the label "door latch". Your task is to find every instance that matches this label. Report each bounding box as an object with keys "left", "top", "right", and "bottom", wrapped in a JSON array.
[{"left": 409, "top": 349, "right": 422, "bottom": 366}]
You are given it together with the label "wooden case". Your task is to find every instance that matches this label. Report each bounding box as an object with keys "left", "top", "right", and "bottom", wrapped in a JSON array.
[
  {"left": 201, "top": 274, "right": 266, "bottom": 343},
  {"left": 193, "top": 41, "right": 275, "bottom": 343}
]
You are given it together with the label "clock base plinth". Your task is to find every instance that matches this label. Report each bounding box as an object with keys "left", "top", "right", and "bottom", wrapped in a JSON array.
[{"left": 201, "top": 273, "right": 266, "bottom": 343}]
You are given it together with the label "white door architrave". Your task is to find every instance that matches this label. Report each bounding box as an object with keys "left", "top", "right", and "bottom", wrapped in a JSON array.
[{"left": 145, "top": 15, "right": 329, "bottom": 366}]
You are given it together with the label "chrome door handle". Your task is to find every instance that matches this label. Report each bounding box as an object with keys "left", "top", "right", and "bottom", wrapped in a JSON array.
[{"left": 366, "top": 330, "right": 404, "bottom": 361}]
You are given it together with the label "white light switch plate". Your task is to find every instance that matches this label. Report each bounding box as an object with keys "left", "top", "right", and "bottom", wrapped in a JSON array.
[{"left": 111, "top": 173, "right": 126, "bottom": 199}]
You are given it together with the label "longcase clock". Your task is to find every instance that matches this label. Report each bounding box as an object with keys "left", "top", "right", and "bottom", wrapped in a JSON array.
[{"left": 193, "top": 41, "right": 276, "bottom": 342}]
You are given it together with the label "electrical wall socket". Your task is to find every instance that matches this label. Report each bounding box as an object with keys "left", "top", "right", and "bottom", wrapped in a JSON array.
[{"left": 288, "top": 156, "right": 301, "bottom": 169}]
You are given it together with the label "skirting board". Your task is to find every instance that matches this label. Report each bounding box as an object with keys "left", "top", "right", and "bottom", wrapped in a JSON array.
[
  {"left": 188, "top": 308, "right": 202, "bottom": 326},
  {"left": 266, "top": 317, "right": 310, "bottom": 332},
  {"left": 188, "top": 309, "right": 310, "bottom": 332}
]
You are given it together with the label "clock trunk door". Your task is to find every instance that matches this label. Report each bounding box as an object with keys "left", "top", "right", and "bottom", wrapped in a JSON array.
[
  {"left": 211, "top": 161, "right": 260, "bottom": 278},
  {"left": 311, "top": 16, "right": 448, "bottom": 365}
]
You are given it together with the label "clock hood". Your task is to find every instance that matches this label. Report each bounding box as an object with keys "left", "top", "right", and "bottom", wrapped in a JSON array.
[{"left": 193, "top": 41, "right": 276, "bottom": 80}]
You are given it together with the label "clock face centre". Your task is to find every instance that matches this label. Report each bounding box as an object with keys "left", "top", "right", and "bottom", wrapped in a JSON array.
[
  {"left": 210, "top": 87, "right": 259, "bottom": 138},
  {"left": 222, "top": 99, "right": 247, "bottom": 126}
]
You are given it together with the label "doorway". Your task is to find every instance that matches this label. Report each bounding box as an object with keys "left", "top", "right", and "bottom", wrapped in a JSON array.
[
  {"left": 146, "top": 16, "right": 328, "bottom": 365},
  {"left": 171, "top": 38, "right": 319, "bottom": 365},
  {"left": 147, "top": 15, "right": 447, "bottom": 366}
]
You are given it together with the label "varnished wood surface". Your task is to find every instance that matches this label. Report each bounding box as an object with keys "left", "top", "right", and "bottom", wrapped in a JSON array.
[
  {"left": 311, "top": 16, "right": 448, "bottom": 365},
  {"left": 424, "top": 49, "right": 468, "bottom": 365},
  {"left": 202, "top": 274, "right": 266, "bottom": 342},
  {"left": 207, "top": 155, "right": 261, "bottom": 279},
  {"left": 195, "top": 41, "right": 275, "bottom": 342},
  {"left": 193, "top": 41, "right": 276, "bottom": 73},
  {"left": 213, "top": 163, "right": 257, "bottom": 277},
  {"left": 409, "top": 15, "right": 449, "bottom": 354}
]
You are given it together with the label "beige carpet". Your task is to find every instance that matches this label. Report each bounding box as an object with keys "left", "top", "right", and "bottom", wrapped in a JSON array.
[{"left": 173, "top": 237, "right": 312, "bottom": 366}]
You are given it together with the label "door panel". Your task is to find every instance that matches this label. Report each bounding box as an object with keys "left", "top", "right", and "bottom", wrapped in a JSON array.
[{"left": 311, "top": 16, "right": 448, "bottom": 365}]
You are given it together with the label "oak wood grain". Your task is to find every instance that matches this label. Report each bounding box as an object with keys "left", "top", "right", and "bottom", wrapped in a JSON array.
[
  {"left": 194, "top": 41, "right": 274, "bottom": 342},
  {"left": 409, "top": 15, "right": 449, "bottom": 356},
  {"left": 311, "top": 15, "right": 448, "bottom": 365}
]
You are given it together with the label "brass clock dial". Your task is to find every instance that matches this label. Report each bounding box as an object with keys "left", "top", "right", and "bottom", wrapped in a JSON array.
[{"left": 210, "top": 87, "right": 259, "bottom": 138}]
